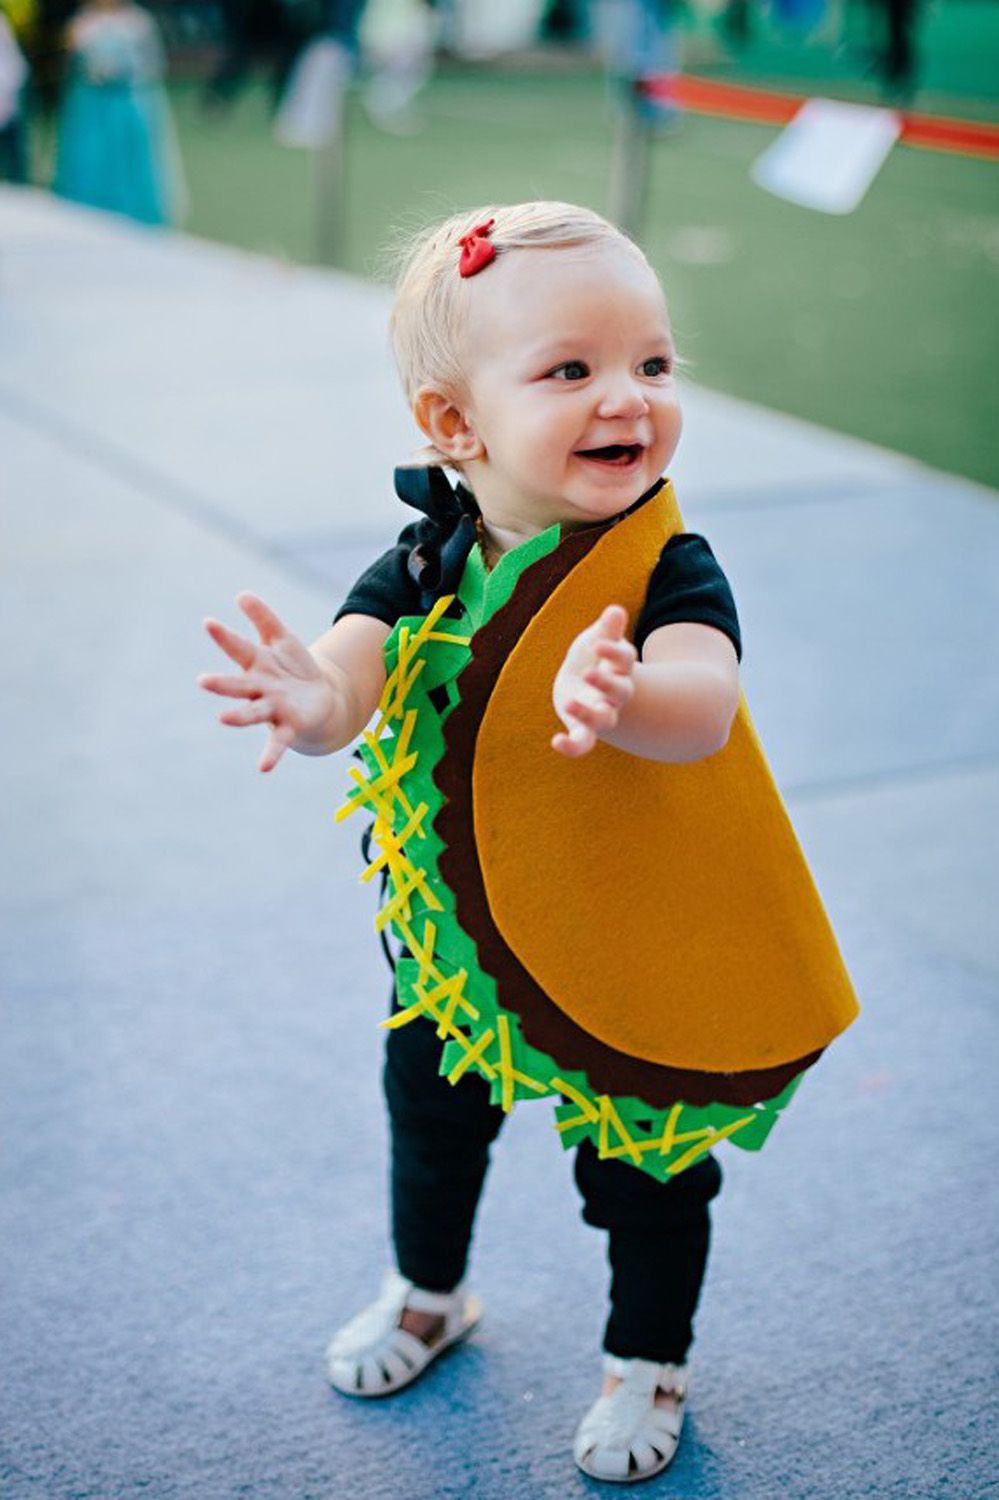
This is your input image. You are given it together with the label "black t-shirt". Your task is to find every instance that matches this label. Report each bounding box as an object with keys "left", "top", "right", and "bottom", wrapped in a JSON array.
[{"left": 335, "top": 514, "right": 741, "bottom": 661}]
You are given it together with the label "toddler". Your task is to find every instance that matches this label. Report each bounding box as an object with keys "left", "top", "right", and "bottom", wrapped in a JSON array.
[{"left": 200, "top": 202, "right": 829, "bottom": 1484}]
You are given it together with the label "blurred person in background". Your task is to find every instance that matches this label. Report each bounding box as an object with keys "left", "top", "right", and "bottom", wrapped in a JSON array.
[
  {"left": 772, "top": 0, "right": 828, "bottom": 32},
  {"left": 0, "top": 0, "right": 29, "bottom": 180},
  {"left": 274, "top": 0, "right": 436, "bottom": 144},
  {"left": 204, "top": 0, "right": 318, "bottom": 112},
  {"left": 880, "top": 0, "right": 919, "bottom": 99},
  {"left": 541, "top": 0, "right": 590, "bottom": 43},
  {"left": 598, "top": 0, "right": 683, "bottom": 133},
  {"left": 359, "top": 0, "right": 436, "bottom": 133},
  {"left": 53, "top": 0, "right": 184, "bottom": 225},
  {"left": 204, "top": 0, "right": 367, "bottom": 115},
  {"left": 30, "top": 0, "right": 74, "bottom": 113}
]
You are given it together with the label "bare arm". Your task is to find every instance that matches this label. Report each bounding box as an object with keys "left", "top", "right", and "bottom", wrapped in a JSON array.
[
  {"left": 552, "top": 606, "right": 739, "bottom": 763},
  {"left": 305, "top": 612, "right": 391, "bottom": 752},
  {"left": 199, "top": 594, "right": 389, "bottom": 772}
]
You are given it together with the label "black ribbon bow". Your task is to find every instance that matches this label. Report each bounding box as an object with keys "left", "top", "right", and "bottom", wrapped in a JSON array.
[{"left": 394, "top": 465, "right": 480, "bottom": 610}]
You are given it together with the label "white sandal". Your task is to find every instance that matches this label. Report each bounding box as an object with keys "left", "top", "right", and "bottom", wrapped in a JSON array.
[
  {"left": 573, "top": 1355, "right": 688, "bottom": 1484},
  {"left": 326, "top": 1270, "right": 482, "bottom": 1398}
]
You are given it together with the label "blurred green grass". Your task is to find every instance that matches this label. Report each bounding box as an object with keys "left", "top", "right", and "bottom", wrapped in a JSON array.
[{"left": 168, "top": 63, "right": 999, "bottom": 488}]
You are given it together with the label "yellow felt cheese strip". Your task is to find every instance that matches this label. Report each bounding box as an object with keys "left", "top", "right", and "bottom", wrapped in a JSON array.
[{"left": 472, "top": 481, "right": 859, "bottom": 1075}]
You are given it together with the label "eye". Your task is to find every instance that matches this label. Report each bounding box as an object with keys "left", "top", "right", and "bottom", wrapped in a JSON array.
[
  {"left": 549, "top": 360, "right": 590, "bottom": 381},
  {"left": 639, "top": 355, "right": 673, "bottom": 378}
]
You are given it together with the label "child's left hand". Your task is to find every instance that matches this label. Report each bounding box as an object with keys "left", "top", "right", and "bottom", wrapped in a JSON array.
[{"left": 552, "top": 605, "right": 637, "bottom": 758}]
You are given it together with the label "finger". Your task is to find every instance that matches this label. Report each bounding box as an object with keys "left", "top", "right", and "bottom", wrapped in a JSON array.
[
  {"left": 219, "top": 698, "right": 278, "bottom": 727},
  {"left": 205, "top": 617, "right": 257, "bottom": 671},
  {"left": 594, "top": 638, "right": 637, "bottom": 668},
  {"left": 595, "top": 604, "right": 628, "bottom": 640},
  {"left": 584, "top": 668, "right": 633, "bottom": 710},
  {"left": 565, "top": 696, "right": 616, "bottom": 732},
  {"left": 565, "top": 695, "right": 603, "bottom": 727},
  {"left": 584, "top": 663, "right": 624, "bottom": 694},
  {"left": 573, "top": 682, "right": 615, "bottom": 716},
  {"left": 198, "top": 672, "right": 263, "bottom": 699},
  {"left": 237, "top": 592, "right": 290, "bottom": 646},
  {"left": 552, "top": 721, "right": 596, "bottom": 757},
  {"left": 259, "top": 722, "right": 295, "bottom": 774}
]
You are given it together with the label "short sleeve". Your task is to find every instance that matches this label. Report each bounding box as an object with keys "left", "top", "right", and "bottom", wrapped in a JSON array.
[
  {"left": 332, "top": 518, "right": 434, "bottom": 628},
  {"left": 634, "top": 533, "right": 742, "bottom": 661}
]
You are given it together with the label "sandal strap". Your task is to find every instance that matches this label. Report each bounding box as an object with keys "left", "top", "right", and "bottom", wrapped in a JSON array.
[
  {"left": 404, "top": 1282, "right": 466, "bottom": 1317},
  {"left": 601, "top": 1354, "right": 688, "bottom": 1397}
]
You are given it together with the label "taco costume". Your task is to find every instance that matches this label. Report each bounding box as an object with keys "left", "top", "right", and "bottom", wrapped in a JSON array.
[{"left": 337, "top": 469, "right": 859, "bottom": 1184}]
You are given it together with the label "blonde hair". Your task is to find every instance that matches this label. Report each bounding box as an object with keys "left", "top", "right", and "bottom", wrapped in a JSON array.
[{"left": 388, "top": 202, "right": 658, "bottom": 462}]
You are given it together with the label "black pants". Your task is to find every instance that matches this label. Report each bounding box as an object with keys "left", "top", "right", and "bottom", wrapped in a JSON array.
[{"left": 384, "top": 1008, "right": 722, "bottom": 1364}]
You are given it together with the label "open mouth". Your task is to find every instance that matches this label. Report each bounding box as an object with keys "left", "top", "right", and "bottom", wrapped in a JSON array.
[{"left": 575, "top": 443, "right": 644, "bottom": 467}]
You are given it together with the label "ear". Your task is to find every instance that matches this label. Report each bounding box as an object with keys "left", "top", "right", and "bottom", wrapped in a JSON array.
[{"left": 413, "top": 386, "right": 485, "bottom": 464}]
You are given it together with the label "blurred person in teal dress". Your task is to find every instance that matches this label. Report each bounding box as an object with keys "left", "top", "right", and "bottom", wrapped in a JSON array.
[{"left": 54, "top": 0, "right": 183, "bottom": 226}]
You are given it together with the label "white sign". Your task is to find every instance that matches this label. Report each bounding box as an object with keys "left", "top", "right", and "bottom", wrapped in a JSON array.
[{"left": 752, "top": 98, "right": 902, "bottom": 214}]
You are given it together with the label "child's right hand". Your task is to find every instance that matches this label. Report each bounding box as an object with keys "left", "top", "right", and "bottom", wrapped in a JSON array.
[{"left": 199, "top": 593, "right": 342, "bottom": 773}]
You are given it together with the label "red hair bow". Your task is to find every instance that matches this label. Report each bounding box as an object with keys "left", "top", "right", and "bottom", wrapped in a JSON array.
[{"left": 458, "top": 219, "right": 496, "bottom": 278}]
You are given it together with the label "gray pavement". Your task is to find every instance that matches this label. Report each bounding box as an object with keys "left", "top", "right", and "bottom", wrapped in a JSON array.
[{"left": 2, "top": 185, "right": 997, "bottom": 1500}]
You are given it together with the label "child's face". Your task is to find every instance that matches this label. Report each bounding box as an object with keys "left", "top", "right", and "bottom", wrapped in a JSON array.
[{"left": 457, "top": 242, "right": 681, "bottom": 536}]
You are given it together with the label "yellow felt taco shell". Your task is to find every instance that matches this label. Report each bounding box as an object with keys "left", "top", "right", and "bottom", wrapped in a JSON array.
[{"left": 472, "top": 481, "right": 859, "bottom": 1075}]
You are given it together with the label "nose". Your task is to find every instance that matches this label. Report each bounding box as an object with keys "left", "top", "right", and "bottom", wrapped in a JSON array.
[{"left": 595, "top": 375, "right": 649, "bottom": 422}]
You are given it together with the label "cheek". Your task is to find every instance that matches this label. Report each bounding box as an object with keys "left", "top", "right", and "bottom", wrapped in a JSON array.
[
  {"left": 512, "top": 400, "right": 573, "bottom": 454},
  {"left": 483, "top": 393, "right": 585, "bottom": 472},
  {"left": 533, "top": 396, "right": 585, "bottom": 440},
  {"left": 656, "top": 399, "right": 682, "bottom": 449}
]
